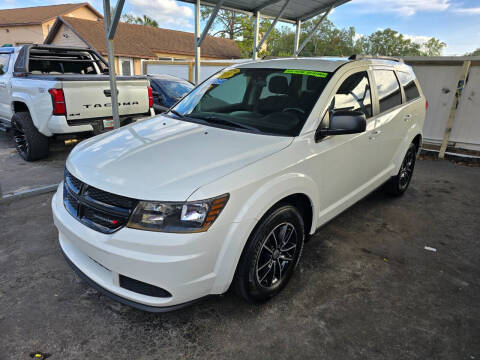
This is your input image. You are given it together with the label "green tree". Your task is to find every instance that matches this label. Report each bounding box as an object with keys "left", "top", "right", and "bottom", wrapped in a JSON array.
[
  {"left": 135, "top": 15, "right": 159, "bottom": 27},
  {"left": 422, "top": 38, "right": 446, "bottom": 56},
  {"left": 120, "top": 14, "right": 158, "bottom": 27},
  {"left": 200, "top": 7, "right": 245, "bottom": 39},
  {"left": 465, "top": 48, "right": 480, "bottom": 56},
  {"left": 121, "top": 13, "right": 137, "bottom": 24},
  {"left": 360, "top": 28, "right": 422, "bottom": 56}
]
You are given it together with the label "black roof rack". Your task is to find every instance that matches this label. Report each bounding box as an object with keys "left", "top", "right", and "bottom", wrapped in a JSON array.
[{"left": 348, "top": 54, "right": 404, "bottom": 63}]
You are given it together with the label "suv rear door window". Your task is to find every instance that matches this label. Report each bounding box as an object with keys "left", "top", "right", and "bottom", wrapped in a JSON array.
[
  {"left": 332, "top": 71, "right": 372, "bottom": 118},
  {"left": 397, "top": 71, "right": 420, "bottom": 102},
  {"left": 374, "top": 70, "right": 402, "bottom": 113}
]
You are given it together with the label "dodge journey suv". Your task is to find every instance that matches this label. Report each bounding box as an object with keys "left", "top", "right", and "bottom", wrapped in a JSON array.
[{"left": 52, "top": 56, "right": 426, "bottom": 311}]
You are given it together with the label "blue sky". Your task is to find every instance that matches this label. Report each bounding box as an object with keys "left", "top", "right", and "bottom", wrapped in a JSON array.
[{"left": 2, "top": 0, "right": 480, "bottom": 55}]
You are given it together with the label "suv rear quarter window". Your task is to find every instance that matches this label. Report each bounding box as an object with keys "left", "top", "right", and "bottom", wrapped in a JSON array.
[
  {"left": 397, "top": 71, "right": 421, "bottom": 102},
  {"left": 373, "top": 70, "right": 402, "bottom": 113}
]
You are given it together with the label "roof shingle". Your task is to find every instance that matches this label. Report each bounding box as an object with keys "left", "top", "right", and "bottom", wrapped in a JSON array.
[
  {"left": 0, "top": 3, "right": 101, "bottom": 26},
  {"left": 56, "top": 17, "right": 241, "bottom": 60}
]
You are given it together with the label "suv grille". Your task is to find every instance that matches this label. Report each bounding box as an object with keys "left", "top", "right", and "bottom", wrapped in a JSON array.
[{"left": 63, "top": 169, "right": 137, "bottom": 234}]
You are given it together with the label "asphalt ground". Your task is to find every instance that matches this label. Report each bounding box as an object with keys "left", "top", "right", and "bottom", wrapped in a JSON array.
[{"left": 0, "top": 157, "right": 479, "bottom": 360}]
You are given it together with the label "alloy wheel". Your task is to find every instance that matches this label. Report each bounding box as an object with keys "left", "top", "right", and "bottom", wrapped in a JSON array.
[
  {"left": 255, "top": 222, "right": 298, "bottom": 288},
  {"left": 399, "top": 148, "right": 415, "bottom": 190},
  {"left": 13, "top": 121, "right": 29, "bottom": 157}
]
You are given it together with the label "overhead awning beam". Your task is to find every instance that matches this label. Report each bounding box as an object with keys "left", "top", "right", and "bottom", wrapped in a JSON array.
[
  {"left": 103, "top": 0, "right": 123, "bottom": 129},
  {"left": 256, "top": 0, "right": 292, "bottom": 53},
  {"left": 197, "top": 0, "right": 225, "bottom": 46},
  {"left": 107, "top": 0, "right": 125, "bottom": 40},
  {"left": 294, "top": 6, "right": 332, "bottom": 56}
]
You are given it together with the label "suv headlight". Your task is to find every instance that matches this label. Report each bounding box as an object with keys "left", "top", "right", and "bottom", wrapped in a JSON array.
[{"left": 127, "top": 194, "right": 229, "bottom": 233}]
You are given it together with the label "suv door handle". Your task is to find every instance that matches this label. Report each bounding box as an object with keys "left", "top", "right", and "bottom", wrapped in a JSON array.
[
  {"left": 0, "top": 82, "right": 7, "bottom": 88},
  {"left": 404, "top": 114, "right": 412, "bottom": 121},
  {"left": 369, "top": 130, "right": 381, "bottom": 140}
]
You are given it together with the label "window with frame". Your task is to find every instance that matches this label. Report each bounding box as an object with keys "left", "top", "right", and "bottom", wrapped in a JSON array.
[
  {"left": 397, "top": 71, "right": 420, "bottom": 102},
  {"left": 374, "top": 70, "right": 402, "bottom": 113},
  {"left": 331, "top": 71, "right": 372, "bottom": 118}
]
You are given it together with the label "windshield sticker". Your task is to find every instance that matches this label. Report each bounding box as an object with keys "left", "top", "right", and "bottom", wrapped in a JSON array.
[
  {"left": 284, "top": 69, "right": 328, "bottom": 78},
  {"left": 218, "top": 68, "right": 240, "bottom": 79}
]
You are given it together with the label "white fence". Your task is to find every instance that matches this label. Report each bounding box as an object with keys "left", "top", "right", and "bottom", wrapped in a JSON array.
[
  {"left": 405, "top": 57, "right": 480, "bottom": 151},
  {"left": 144, "top": 57, "right": 480, "bottom": 152}
]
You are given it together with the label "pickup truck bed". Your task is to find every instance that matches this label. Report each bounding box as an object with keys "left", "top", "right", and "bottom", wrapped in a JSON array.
[{"left": 0, "top": 45, "right": 154, "bottom": 161}]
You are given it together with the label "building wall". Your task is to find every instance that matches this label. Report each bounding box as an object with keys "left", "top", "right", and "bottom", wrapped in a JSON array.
[
  {"left": 64, "top": 6, "right": 100, "bottom": 21},
  {"left": 48, "top": 23, "right": 88, "bottom": 47},
  {"left": 0, "top": 25, "right": 44, "bottom": 46},
  {"left": 42, "top": 19, "right": 57, "bottom": 39}
]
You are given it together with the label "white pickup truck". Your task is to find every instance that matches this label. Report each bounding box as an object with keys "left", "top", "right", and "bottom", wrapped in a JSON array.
[{"left": 0, "top": 45, "right": 154, "bottom": 161}]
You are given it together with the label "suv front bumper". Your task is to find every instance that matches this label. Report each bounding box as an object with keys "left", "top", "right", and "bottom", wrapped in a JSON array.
[{"left": 51, "top": 184, "right": 236, "bottom": 311}]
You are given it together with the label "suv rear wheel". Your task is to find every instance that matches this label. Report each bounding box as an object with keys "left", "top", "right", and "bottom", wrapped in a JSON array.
[
  {"left": 234, "top": 205, "right": 305, "bottom": 303},
  {"left": 12, "top": 112, "right": 49, "bottom": 161},
  {"left": 385, "top": 142, "right": 417, "bottom": 196}
]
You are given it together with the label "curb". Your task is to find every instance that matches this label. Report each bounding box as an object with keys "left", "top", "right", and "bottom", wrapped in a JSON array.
[
  {"left": 420, "top": 148, "right": 480, "bottom": 164},
  {"left": 0, "top": 184, "right": 59, "bottom": 204}
]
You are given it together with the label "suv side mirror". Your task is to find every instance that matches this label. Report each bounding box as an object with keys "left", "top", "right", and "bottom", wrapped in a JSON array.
[{"left": 317, "top": 110, "right": 366, "bottom": 139}]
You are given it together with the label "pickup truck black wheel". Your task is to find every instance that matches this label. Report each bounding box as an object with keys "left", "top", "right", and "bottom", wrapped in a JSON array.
[
  {"left": 234, "top": 205, "right": 305, "bottom": 303},
  {"left": 385, "top": 142, "right": 417, "bottom": 196},
  {"left": 12, "top": 112, "right": 49, "bottom": 161}
]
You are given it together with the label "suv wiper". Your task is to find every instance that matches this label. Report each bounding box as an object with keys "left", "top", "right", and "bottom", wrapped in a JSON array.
[
  {"left": 169, "top": 109, "right": 187, "bottom": 120},
  {"left": 192, "top": 115, "right": 260, "bottom": 132}
]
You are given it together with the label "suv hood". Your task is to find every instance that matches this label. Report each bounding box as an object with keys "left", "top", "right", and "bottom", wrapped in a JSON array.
[{"left": 67, "top": 115, "right": 292, "bottom": 201}]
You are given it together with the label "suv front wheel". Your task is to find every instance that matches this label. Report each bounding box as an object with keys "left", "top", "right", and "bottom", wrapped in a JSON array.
[{"left": 234, "top": 205, "right": 305, "bottom": 303}]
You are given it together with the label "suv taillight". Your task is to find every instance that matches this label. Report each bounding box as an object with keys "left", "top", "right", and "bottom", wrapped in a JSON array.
[
  {"left": 147, "top": 86, "right": 153, "bottom": 108},
  {"left": 48, "top": 88, "right": 66, "bottom": 115},
  {"left": 425, "top": 100, "right": 429, "bottom": 110}
]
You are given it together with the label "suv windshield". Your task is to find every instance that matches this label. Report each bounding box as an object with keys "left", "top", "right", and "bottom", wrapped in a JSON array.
[{"left": 172, "top": 67, "right": 332, "bottom": 136}]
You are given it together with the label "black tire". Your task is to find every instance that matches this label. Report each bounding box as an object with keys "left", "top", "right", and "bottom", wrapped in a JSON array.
[
  {"left": 385, "top": 142, "right": 417, "bottom": 196},
  {"left": 12, "top": 112, "right": 49, "bottom": 161},
  {"left": 234, "top": 205, "right": 305, "bottom": 303}
]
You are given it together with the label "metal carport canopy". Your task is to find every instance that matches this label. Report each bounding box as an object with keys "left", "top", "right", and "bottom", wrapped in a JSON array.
[
  {"left": 180, "top": 0, "right": 350, "bottom": 22},
  {"left": 179, "top": 0, "right": 351, "bottom": 84}
]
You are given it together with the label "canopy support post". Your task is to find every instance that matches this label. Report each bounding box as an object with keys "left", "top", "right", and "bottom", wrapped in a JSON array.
[
  {"left": 294, "top": 19, "right": 301, "bottom": 55},
  {"left": 294, "top": 6, "right": 332, "bottom": 56},
  {"left": 252, "top": 11, "right": 260, "bottom": 60},
  {"left": 103, "top": 0, "right": 124, "bottom": 129},
  {"left": 255, "top": 0, "right": 291, "bottom": 53},
  {"left": 194, "top": 0, "right": 201, "bottom": 84}
]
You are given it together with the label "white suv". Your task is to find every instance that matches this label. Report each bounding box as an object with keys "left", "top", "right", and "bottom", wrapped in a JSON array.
[{"left": 52, "top": 56, "right": 426, "bottom": 311}]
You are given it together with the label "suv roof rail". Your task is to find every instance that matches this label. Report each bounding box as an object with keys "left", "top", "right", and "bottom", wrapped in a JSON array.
[{"left": 348, "top": 54, "right": 404, "bottom": 63}]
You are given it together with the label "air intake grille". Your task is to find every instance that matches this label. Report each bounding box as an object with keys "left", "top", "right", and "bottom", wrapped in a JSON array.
[{"left": 63, "top": 169, "right": 137, "bottom": 234}]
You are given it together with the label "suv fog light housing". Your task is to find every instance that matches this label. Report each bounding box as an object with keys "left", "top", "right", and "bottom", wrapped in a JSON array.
[{"left": 127, "top": 194, "right": 229, "bottom": 233}]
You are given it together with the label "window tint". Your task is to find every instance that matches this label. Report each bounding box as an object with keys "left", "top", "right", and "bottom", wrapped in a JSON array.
[
  {"left": 0, "top": 54, "right": 10, "bottom": 74},
  {"left": 207, "top": 71, "right": 248, "bottom": 105},
  {"left": 332, "top": 71, "right": 372, "bottom": 118},
  {"left": 397, "top": 71, "right": 420, "bottom": 102},
  {"left": 374, "top": 70, "right": 402, "bottom": 113},
  {"left": 174, "top": 68, "right": 332, "bottom": 137},
  {"left": 260, "top": 73, "right": 291, "bottom": 99}
]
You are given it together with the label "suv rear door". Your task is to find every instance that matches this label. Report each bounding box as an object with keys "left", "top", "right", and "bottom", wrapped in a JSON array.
[{"left": 370, "top": 68, "right": 406, "bottom": 175}]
